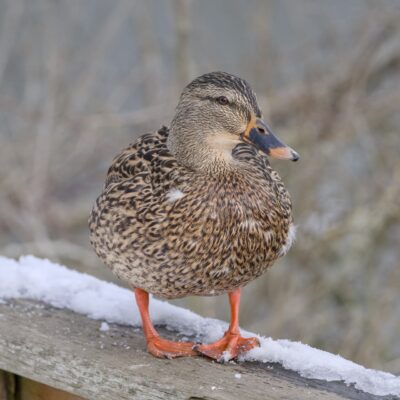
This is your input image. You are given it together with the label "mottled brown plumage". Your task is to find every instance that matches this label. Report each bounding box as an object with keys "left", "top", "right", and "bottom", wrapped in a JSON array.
[
  {"left": 89, "top": 71, "right": 298, "bottom": 360},
  {"left": 90, "top": 125, "right": 295, "bottom": 298}
]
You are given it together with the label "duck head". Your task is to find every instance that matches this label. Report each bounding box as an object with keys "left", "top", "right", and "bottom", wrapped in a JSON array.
[{"left": 167, "top": 71, "right": 299, "bottom": 172}]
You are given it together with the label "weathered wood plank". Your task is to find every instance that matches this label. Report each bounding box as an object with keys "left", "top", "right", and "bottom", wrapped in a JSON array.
[
  {"left": 19, "top": 377, "right": 85, "bottom": 400},
  {"left": 0, "top": 300, "right": 393, "bottom": 400}
]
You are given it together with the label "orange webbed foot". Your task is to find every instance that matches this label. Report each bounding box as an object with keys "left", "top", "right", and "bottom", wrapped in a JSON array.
[
  {"left": 194, "top": 331, "right": 260, "bottom": 363},
  {"left": 146, "top": 336, "right": 198, "bottom": 359}
]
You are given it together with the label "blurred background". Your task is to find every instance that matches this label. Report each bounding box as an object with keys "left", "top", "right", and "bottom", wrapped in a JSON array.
[{"left": 0, "top": 0, "right": 399, "bottom": 373}]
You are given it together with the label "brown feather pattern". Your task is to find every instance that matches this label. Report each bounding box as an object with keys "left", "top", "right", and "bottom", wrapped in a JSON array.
[{"left": 89, "top": 126, "right": 293, "bottom": 299}]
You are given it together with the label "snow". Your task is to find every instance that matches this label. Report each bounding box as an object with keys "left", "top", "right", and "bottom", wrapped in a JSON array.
[
  {"left": 234, "top": 373, "right": 242, "bottom": 379},
  {"left": 221, "top": 350, "right": 233, "bottom": 364},
  {"left": 0, "top": 255, "right": 399, "bottom": 397},
  {"left": 100, "top": 322, "right": 110, "bottom": 332}
]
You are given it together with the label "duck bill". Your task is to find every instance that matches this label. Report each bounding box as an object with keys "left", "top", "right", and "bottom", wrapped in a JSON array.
[{"left": 242, "top": 118, "right": 299, "bottom": 161}]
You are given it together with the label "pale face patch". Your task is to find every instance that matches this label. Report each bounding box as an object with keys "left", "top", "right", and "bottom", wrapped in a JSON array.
[
  {"left": 166, "top": 189, "right": 185, "bottom": 202},
  {"left": 279, "top": 223, "right": 297, "bottom": 256},
  {"left": 207, "top": 132, "right": 241, "bottom": 162}
]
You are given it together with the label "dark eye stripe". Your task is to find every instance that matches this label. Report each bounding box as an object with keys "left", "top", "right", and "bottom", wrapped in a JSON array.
[{"left": 197, "top": 95, "right": 246, "bottom": 114}]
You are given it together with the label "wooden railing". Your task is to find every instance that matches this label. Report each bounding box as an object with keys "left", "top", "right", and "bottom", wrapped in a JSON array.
[{"left": 0, "top": 299, "right": 387, "bottom": 400}]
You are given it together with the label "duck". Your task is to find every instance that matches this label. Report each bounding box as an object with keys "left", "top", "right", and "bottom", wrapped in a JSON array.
[{"left": 89, "top": 71, "right": 299, "bottom": 362}]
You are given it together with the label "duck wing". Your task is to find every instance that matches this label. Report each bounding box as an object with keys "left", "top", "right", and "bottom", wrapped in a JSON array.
[{"left": 104, "top": 126, "right": 173, "bottom": 188}]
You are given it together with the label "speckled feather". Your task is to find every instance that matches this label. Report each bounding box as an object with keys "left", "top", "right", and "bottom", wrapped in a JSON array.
[{"left": 89, "top": 126, "right": 294, "bottom": 299}]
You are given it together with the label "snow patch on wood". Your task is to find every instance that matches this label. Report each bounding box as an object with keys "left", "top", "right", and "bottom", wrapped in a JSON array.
[{"left": 100, "top": 322, "right": 110, "bottom": 332}]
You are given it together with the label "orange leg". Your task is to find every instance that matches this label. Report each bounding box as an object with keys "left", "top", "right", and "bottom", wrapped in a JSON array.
[
  {"left": 194, "top": 288, "right": 260, "bottom": 362},
  {"left": 134, "top": 288, "right": 197, "bottom": 358}
]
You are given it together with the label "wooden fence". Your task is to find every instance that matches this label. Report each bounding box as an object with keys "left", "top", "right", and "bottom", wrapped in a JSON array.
[{"left": 0, "top": 299, "right": 390, "bottom": 400}]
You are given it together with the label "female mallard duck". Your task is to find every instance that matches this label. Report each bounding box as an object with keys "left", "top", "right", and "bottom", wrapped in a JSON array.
[{"left": 89, "top": 71, "right": 299, "bottom": 362}]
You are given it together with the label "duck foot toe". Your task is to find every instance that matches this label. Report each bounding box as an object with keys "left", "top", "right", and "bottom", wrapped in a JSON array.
[
  {"left": 147, "top": 336, "right": 198, "bottom": 359},
  {"left": 194, "top": 333, "right": 260, "bottom": 363}
]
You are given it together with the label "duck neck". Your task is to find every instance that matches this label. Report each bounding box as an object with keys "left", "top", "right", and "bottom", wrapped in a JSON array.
[{"left": 167, "top": 126, "right": 238, "bottom": 176}]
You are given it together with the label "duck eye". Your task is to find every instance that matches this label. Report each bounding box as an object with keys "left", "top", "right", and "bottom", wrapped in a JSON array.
[{"left": 216, "top": 96, "right": 229, "bottom": 105}]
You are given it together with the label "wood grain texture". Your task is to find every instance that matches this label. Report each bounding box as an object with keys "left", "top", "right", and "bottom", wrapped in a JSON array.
[{"left": 0, "top": 300, "right": 393, "bottom": 400}]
